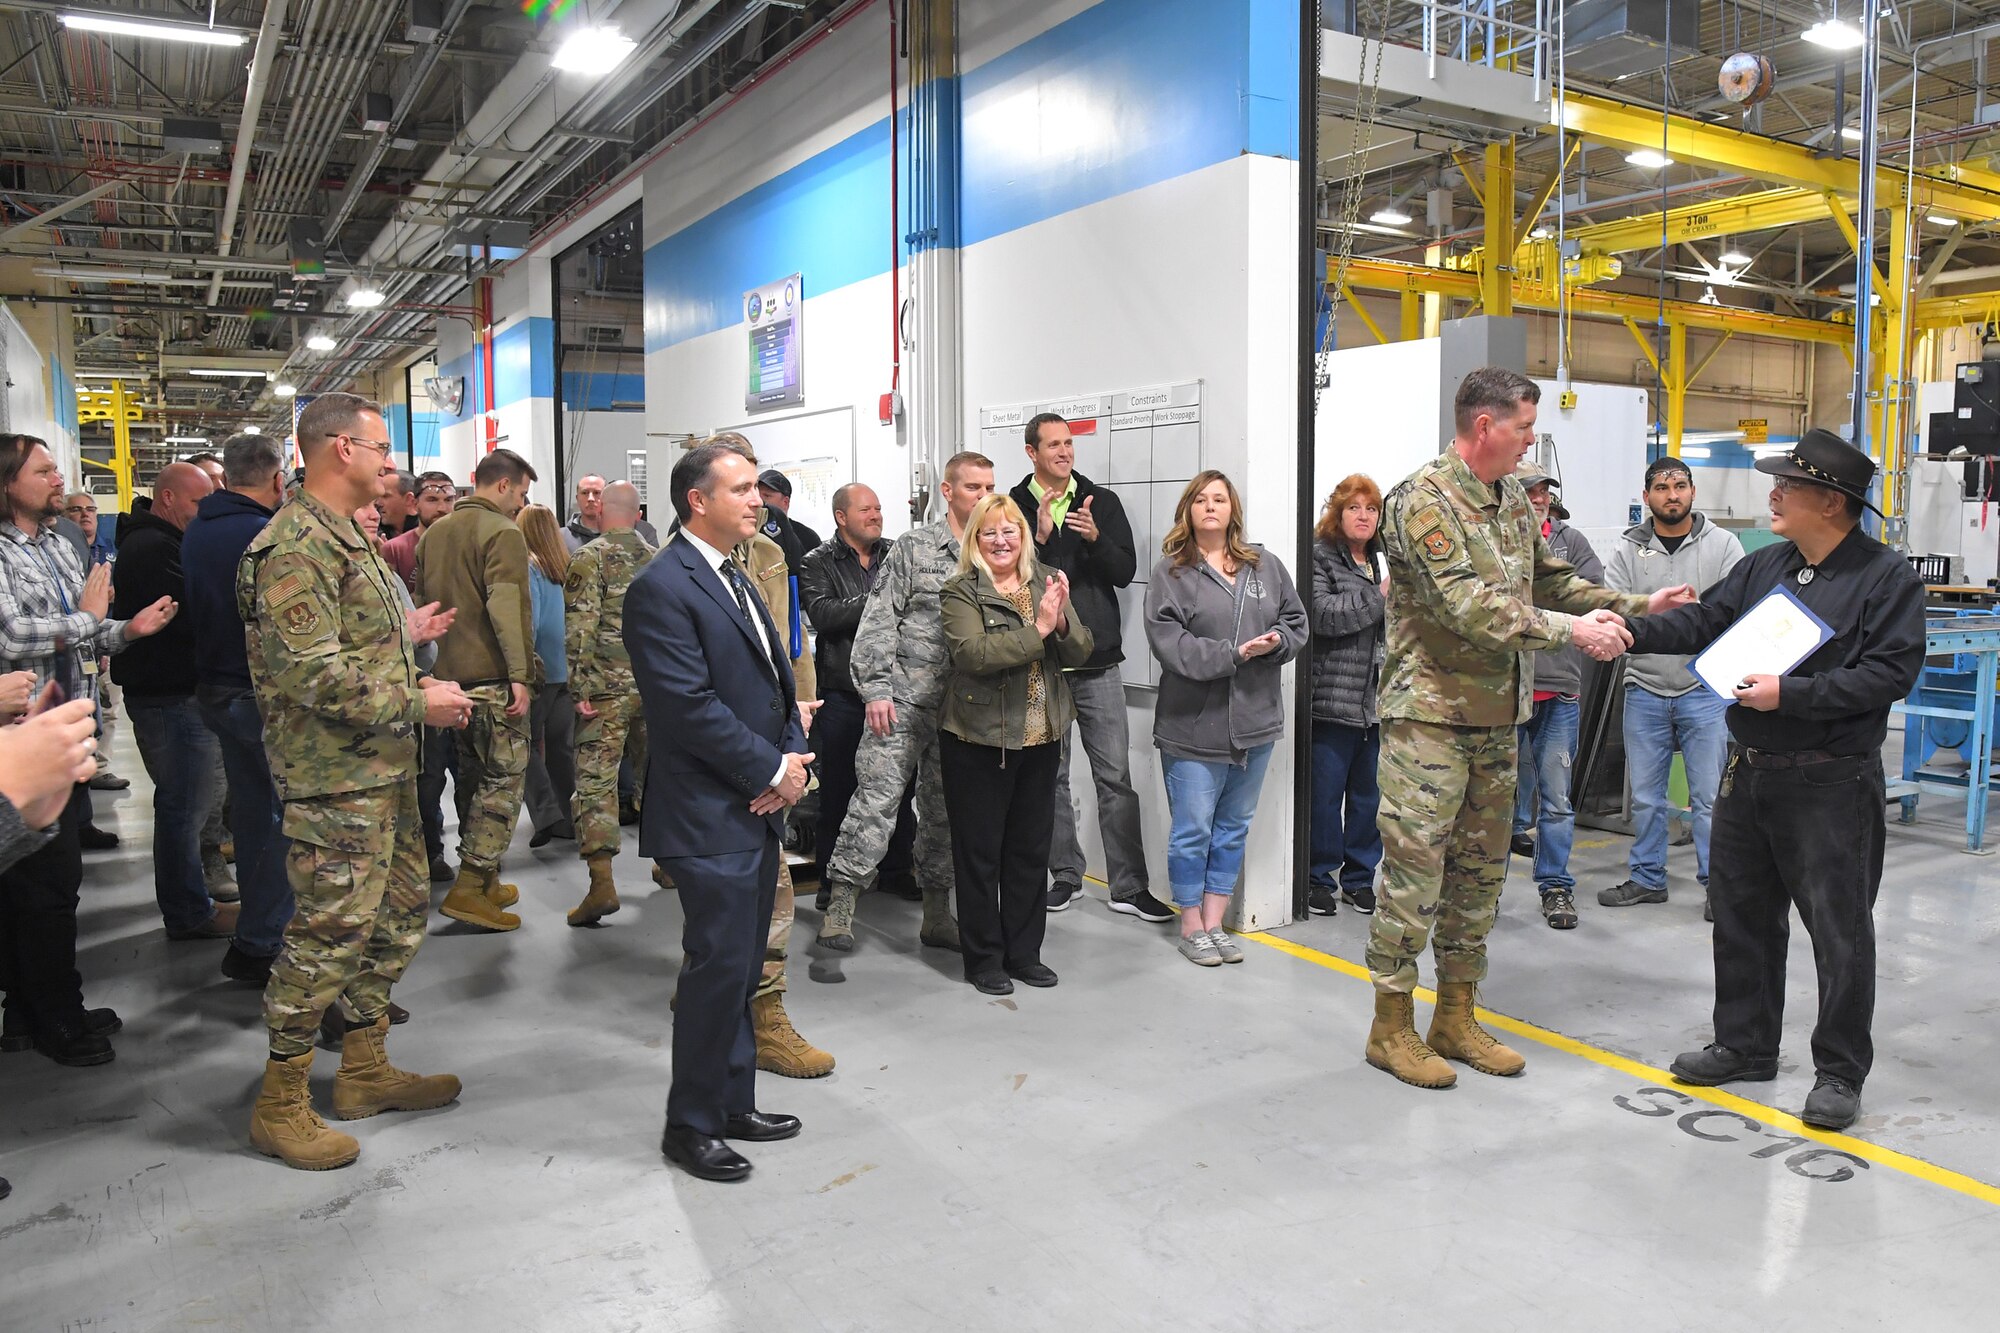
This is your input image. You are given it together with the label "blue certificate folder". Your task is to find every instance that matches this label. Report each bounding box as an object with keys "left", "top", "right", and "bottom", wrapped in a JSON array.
[{"left": 1690, "top": 584, "right": 1835, "bottom": 702}]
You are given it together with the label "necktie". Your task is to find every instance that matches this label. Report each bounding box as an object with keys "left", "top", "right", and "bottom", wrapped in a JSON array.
[{"left": 727, "top": 562, "right": 785, "bottom": 679}]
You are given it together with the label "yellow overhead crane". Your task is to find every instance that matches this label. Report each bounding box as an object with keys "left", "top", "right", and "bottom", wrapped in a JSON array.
[{"left": 1330, "top": 90, "right": 2000, "bottom": 505}]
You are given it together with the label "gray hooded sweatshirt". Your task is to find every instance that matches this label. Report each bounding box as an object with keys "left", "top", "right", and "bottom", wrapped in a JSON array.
[
  {"left": 1604, "top": 511, "right": 1745, "bottom": 697},
  {"left": 1144, "top": 546, "right": 1310, "bottom": 763}
]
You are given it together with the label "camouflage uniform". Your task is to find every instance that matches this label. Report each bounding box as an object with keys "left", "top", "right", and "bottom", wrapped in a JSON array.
[
  {"left": 822, "top": 518, "right": 959, "bottom": 912},
  {"left": 566, "top": 528, "right": 655, "bottom": 858},
  {"left": 239, "top": 491, "right": 431, "bottom": 1058},
  {"left": 733, "top": 532, "right": 810, "bottom": 997},
  {"left": 1370, "top": 448, "right": 1648, "bottom": 994}
]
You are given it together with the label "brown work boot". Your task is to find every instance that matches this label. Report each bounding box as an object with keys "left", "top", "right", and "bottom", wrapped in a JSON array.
[
  {"left": 1365, "top": 990, "right": 1457, "bottom": 1089},
  {"left": 918, "top": 884, "right": 960, "bottom": 952},
  {"left": 486, "top": 873, "right": 520, "bottom": 909},
  {"left": 569, "top": 854, "right": 622, "bottom": 927},
  {"left": 248, "top": 1051, "right": 360, "bottom": 1171},
  {"left": 752, "top": 992, "right": 835, "bottom": 1078},
  {"left": 1426, "top": 980, "right": 1526, "bottom": 1077},
  {"left": 331, "top": 1015, "right": 462, "bottom": 1120},
  {"left": 651, "top": 864, "right": 675, "bottom": 891},
  {"left": 440, "top": 866, "right": 521, "bottom": 932}
]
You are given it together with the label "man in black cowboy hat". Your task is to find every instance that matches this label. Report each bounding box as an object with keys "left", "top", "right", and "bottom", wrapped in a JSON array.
[{"left": 1618, "top": 428, "right": 1926, "bottom": 1130}]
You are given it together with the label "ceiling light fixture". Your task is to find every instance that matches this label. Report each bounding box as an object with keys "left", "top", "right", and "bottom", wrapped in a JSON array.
[
  {"left": 59, "top": 14, "right": 247, "bottom": 46},
  {"left": 1529, "top": 226, "right": 1552, "bottom": 239},
  {"left": 1719, "top": 249, "right": 1752, "bottom": 265},
  {"left": 306, "top": 333, "right": 337, "bottom": 352},
  {"left": 1840, "top": 125, "right": 1864, "bottom": 141},
  {"left": 1803, "top": 19, "right": 1865, "bottom": 50},
  {"left": 243, "top": 425, "right": 263, "bottom": 435},
  {"left": 162, "top": 435, "right": 211, "bottom": 445},
  {"left": 271, "top": 382, "right": 298, "bottom": 399},
  {"left": 345, "top": 285, "right": 386, "bottom": 309},
  {"left": 1927, "top": 214, "right": 1957, "bottom": 226},
  {"left": 1369, "top": 207, "right": 1413, "bottom": 226},
  {"left": 1625, "top": 148, "right": 1672, "bottom": 169},
  {"left": 550, "top": 25, "right": 638, "bottom": 76},
  {"left": 186, "top": 367, "right": 275, "bottom": 378},
  {"left": 1679, "top": 446, "right": 1713, "bottom": 459}
]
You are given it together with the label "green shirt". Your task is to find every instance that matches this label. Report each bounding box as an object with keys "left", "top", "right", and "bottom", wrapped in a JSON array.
[{"left": 1028, "top": 476, "right": 1077, "bottom": 528}]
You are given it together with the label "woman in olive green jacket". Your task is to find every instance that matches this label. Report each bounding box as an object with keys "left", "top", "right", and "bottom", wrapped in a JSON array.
[{"left": 938, "top": 493, "right": 1094, "bottom": 996}]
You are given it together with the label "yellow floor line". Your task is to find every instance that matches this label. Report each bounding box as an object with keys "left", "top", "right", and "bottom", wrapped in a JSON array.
[{"left": 1240, "top": 928, "right": 2000, "bottom": 1210}]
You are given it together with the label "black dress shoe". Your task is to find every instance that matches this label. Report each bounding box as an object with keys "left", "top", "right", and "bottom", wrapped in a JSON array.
[
  {"left": 723, "top": 1110, "right": 802, "bottom": 1142},
  {"left": 428, "top": 856, "right": 455, "bottom": 884},
  {"left": 219, "top": 945, "right": 274, "bottom": 985},
  {"left": 78, "top": 824, "right": 119, "bottom": 851},
  {"left": 388, "top": 1002, "right": 409, "bottom": 1026},
  {"left": 1669, "top": 1043, "right": 1778, "bottom": 1086},
  {"left": 970, "top": 971, "right": 1014, "bottom": 996},
  {"left": 661, "top": 1125, "right": 752, "bottom": 1181},
  {"left": 619, "top": 802, "right": 641, "bottom": 827},
  {"left": 529, "top": 826, "right": 555, "bottom": 849},
  {"left": 1007, "top": 962, "right": 1058, "bottom": 988},
  {"left": 35, "top": 1016, "right": 114, "bottom": 1066}
]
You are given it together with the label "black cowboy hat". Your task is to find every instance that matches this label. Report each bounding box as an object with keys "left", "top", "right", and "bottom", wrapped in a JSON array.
[{"left": 1753, "top": 427, "right": 1883, "bottom": 516}]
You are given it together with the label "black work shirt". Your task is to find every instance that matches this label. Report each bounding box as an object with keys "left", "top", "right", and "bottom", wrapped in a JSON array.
[{"left": 1625, "top": 528, "right": 1926, "bottom": 755}]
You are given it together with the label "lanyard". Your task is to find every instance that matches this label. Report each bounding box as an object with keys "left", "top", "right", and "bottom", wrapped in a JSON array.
[{"left": 31, "top": 541, "right": 74, "bottom": 615}]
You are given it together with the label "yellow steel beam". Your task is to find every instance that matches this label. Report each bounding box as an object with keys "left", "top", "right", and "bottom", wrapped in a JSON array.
[
  {"left": 1516, "top": 137, "right": 1578, "bottom": 245},
  {"left": 1687, "top": 330, "right": 1734, "bottom": 389},
  {"left": 1560, "top": 187, "right": 1827, "bottom": 257},
  {"left": 1337, "top": 255, "right": 1854, "bottom": 347},
  {"left": 1340, "top": 284, "right": 1389, "bottom": 345},
  {"left": 1552, "top": 91, "right": 2000, "bottom": 219},
  {"left": 1398, "top": 288, "right": 1422, "bottom": 341},
  {"left": 1623, "top": 316, "right": 1661, "bottom": 376},
  {"left": 1452, "top": 150, "right": 1486, "bottom": 209},
  {"left": 1915, "top": 288, "right": 2000, "bottom": 328},
  {"left": 1483, "top": 141, "right": 1516, "bottom": 317},
  {"left": 1665, "top": 321, "right": 1689, "bottom": 457}
]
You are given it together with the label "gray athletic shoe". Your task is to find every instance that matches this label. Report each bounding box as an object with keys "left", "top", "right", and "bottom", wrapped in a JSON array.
[
  {"left": 1597, "top": 879, "right": 1668, "bottom": 907},
  {"left": 1205, "top": 929, "right": 1244, "bottom": 964},
  {"left": 1177, "top": 931, "right": 1222, "bottom": 967}
]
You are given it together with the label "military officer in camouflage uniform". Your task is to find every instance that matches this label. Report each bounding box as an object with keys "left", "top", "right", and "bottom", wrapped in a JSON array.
[
  {"left": 1367, "top": 368, "right": 1670, "bottom": 1090},
  {"left": 817, "top": 451, "right": 996, "bottom": 952},
  {"left": 239, "top": 392, "right": 475, "bottom": 1171},
  {"left": 564, "top": 481, "right": 654, "bottom": 926},
  {"left": 416, "top": 447, "right": 539, "bottom": 932}
]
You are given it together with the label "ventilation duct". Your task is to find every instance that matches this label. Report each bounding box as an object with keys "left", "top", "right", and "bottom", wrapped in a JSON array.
[{"left": 1563, "top": 0, "right": 1701, "bottom": 81}]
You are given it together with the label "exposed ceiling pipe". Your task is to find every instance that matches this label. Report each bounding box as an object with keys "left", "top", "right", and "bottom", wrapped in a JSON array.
[{"left": 206, "top": 0, "right": 291, "bottom": 308}]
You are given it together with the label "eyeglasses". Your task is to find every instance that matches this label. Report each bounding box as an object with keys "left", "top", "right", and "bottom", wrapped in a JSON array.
[
  {"left": 329, "top": 432, "right": 393, "bottom": 458},
  {"left": 1769, "top": 477, "right": 1825, "bottom": 496}
]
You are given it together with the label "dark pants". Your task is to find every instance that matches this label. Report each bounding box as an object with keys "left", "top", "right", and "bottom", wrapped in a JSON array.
[
  {"left": 525, "top": 681, "right": 577, "bottom": 835},
  {"left": 1708, "top": 748, "right": 1885, "bottom": 1086},
  {"left": 417, "top": 725, "right": 460, "bottom": 862},
  {"left": 126, "top": 696, "right": 221, "bottom": 933},
  {"left": 197, "top": 686, "right": 293, "bottom": 957},
  {"left": 663, "top": 833, "right": 781, "bottom": 1138},
  {"left": 0, "top": 786, "right": 87, "bottom": 1025},
  {"left": 813, "top": 690, "right": 915, "bottom": 881},
  {"left": 939, "top": 733, "right": 1057, "bottom": 980},
  {"left": 1309, "top": 720, "right": 1383, "bottom": 892}
]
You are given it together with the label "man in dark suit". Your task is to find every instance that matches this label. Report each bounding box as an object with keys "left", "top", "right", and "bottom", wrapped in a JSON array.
[{"left": 625, "top": 443, "right": 814, "bottom": 1182}]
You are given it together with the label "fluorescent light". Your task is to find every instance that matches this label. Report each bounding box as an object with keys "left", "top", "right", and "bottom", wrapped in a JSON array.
[
  {"left": 345, "top": 286, "right": 385, "bottom": 309},
  {"left": 186, "top": 367, "right": 273, "bottom": 378},
  {"left": 1803, "top": 19, "right": 1865, "bottom": 50},
  {"left": 243, "top": 426, "right": 263, "bottom": 435},
  {"left": 74, "top": 371, "right": 143, "bottom": 379},
  {"left": 1679, "top": 446, "right": 1712, "bottom": 459},
  {"left": 1625, "top": 148, "right": 1672, "bottom": 169},
  {"left": 1369, "top": 208, "right": 1413, "bottom": 226},
  {"left": 305, "top": 333, "right": 337, "bottom": 352},
  {"left": 1719, "top": 250, "right": 1752, "bottom": 265},
  {"left": 1752, "top": 443, "right": 1792, "bottom": 459},
  {"left": 271, "top": 382, "right": 298, "bottom": 399},
  {"left": 162, "top": 435, "right": 210, "bottom": 445},
  {"left": 1840, "top": 125, "right": 1864, "bottom": 141},
  {"left": 1927, "top": 214, "right": 1957, "bottom": 226},
  {"left": 60, "top": 14, "right": 246, "bottom": 46},
  {"left": 550, "top": 25, "right": 637, "bottom": 75}
]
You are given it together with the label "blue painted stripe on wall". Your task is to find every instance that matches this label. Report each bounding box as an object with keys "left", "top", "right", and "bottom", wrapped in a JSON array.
[
  {"left": 433, "top": 317, "right": 557, "bottom": 421},
  {"left": 644, "top": 0, "right": 1298, "bottom": 356}
]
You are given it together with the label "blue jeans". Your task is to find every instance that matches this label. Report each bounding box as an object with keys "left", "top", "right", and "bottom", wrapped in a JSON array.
[
  {"left": 1309, "top": 722, "right": 1382, "bottom": 891},
  {"left": 1161, "top": 744, "right": 1274, "bottom": 909},
  {"left": 1512, "top": 695, "right": 1580, "bottom": 893},
  {"left": 1623, "top": 685, "right": 1730, "bottom": 890},
  {"left": 198, "top": 687, "right": 294, "bottom": 957},
  {"left": 126, "top": 697, "right": 221, "bottom": 934}
]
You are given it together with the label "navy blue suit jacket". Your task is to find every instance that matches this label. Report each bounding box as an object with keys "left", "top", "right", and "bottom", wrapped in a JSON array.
[{"left": 625, "top": 532, "right": 807, "bottom": 859}]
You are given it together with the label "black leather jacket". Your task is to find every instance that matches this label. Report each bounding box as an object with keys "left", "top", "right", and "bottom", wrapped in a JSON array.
[{"left": 798, "top": 533, "right": 893, "bottom": 696}]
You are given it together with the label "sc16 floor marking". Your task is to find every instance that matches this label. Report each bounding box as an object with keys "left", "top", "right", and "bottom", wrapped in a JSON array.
[{"left": 1614, "top": 1086, "right": 1871, "bottom": 1182}]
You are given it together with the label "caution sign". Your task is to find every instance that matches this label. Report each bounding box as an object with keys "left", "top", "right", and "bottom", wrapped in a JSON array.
[{"left": 1738, "top": 418, "right": 1769, "bottom": 444}]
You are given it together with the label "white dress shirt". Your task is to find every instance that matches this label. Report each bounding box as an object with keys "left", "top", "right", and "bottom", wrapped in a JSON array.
[{"left": 682, "top": 528, "right": 790, "bottom": 793}]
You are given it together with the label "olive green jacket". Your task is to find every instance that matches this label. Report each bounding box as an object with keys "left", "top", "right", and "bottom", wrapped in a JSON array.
[
  {"left": 938, "top": 567, "right": 1094, "bottom": 750},
  {"left": 414, "top": 494, "right": 535, "bottom": 688}
]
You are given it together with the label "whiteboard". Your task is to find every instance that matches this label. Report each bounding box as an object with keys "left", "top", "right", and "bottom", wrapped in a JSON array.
[{"left": 714, "top": 405, "right": 856, "bottom": 540}]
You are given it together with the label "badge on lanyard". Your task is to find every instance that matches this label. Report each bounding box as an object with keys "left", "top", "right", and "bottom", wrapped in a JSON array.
[{"left": 1797, "top": 568, "right": 1816, "bottom": 586}]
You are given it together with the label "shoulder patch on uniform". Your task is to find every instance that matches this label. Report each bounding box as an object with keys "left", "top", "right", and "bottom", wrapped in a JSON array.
[
  {"left": 1407, "top": 503, "right": 1458, "bottom": 564},
  {"left": 277, "top": 598, "right": 326, "bottom": 644},
  {"left": 1420, "top": 528, "right": 1458, "bottom": 563},
  {"left": 266, "top": 570, "right": 309, "bottom": 606}
]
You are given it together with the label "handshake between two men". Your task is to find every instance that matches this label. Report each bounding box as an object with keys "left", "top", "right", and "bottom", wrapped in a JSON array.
[{"left": 1570, "top": 583, "right": 1698, "bottom": 663}]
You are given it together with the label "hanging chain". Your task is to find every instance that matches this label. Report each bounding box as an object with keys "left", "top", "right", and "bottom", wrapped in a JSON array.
[{"left": 1314, "top": 0, "right": 1392, "bottom": 415}]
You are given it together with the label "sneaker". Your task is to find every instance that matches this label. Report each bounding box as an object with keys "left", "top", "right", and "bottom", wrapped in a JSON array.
[
  {"left": 87, "top": 770, "right": 130, "bottom": 791},
  {"left": 1801, "top": 1074, "right": 1861, "bottom": 1130},
  {"left": 1205, "top": 929, "right": 1243, "bottom": 964},
  {"left": 1510, "top": 832, "right": 1534, "bottom": 858},
  {"left": 1597, "top": 879, "right": 1668, "bottom": 907},
  {"left": 1045, "top": 881, "right": 1081, "bottom": 912},
  {"left": 1177, "top": 931, "right": 1222, "bottom": 967},
  {"left": 1341, "top": 884, "right": 1377, "bottom": 914},
  {"left": 1307, "top": 885, "right": 1340, "bottom": 916},
  {"left": 1540, "top": 890, "right": 1579, "bottom": 930},
  {"left": 1108, "top": 894, "right": 1176, "bottom": 923},
  {"left": 1669, "top": 1043, "right": 1778, "bottom": 1087}
]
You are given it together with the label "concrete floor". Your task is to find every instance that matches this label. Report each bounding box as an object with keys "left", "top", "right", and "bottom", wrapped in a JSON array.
[{"left": 4, "top": 732, "right": 1998, "bottom": 1332}]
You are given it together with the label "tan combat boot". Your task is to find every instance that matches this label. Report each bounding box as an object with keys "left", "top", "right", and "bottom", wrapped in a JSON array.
[
  {"left": 816, "top": 877, "right": 858, "bottom": 952},
  {"left": 249, "top": 1050, "right": 360, "bottom": 1170},
  {"left": 651, "top": 864, "right": 675, "bottom": 891},
  {"left": 332, "top": 1015, "right": 463, "bottom": 1120},
  {"left": 753, "top": 992, "right": 835, "bottom": 1078},
  {"left": 1364, "top": 990, "right": 1457, "bottom": 1089},
  {"left": 1426, "top": 980, "right": 1526, "bottom": 1077},
  {"left": 918, "top": 884, "right": 960, "bottom": 952},
  {"left": 486, "top": 871, "right": 520, "bottom": 910},
  {"left": 569, "top": 854, "right": 621, "bottom": 927},
  {"left": 441, "top": 865, "right": 521, "bottom": 931}
]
